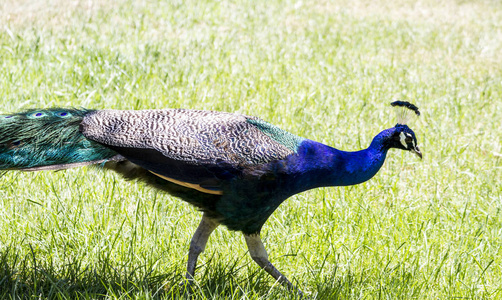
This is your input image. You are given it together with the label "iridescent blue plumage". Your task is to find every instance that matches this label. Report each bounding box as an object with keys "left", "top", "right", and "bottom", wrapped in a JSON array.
[
  {"left": 215, "top": 126, "right": 421, "bottom": 233},
  {"left": 0, "top": 104, "right": 421, "bottom": 293}
]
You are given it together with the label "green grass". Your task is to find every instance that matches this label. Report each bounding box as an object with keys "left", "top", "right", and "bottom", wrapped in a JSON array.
[{"left": 0, "top": 0, "right": 501, "bottom": 298}]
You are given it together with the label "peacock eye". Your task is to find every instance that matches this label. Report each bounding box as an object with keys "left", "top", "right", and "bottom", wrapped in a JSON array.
[{"left": 405, "top": 137, "right": 412, "bottom": 143}]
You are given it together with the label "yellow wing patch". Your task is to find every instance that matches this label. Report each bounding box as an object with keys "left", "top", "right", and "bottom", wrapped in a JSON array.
[{"left": 150, "top": 171, "right": 223, "bottom": 195}]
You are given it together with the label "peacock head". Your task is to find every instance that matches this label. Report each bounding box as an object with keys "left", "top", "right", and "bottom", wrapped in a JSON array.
[
  {"left": 388, "top": 124, "right": 422, "bottom": 159},
  {"left": 386, "top": 101, "right": 422, "bottom": 159}
]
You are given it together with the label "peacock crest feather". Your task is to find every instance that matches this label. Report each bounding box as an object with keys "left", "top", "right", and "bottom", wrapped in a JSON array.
[{"left": 391, "top": 100, "right": 420, "bottom": 125}]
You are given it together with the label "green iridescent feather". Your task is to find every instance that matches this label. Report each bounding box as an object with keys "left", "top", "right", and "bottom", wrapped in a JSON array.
[
  {"left": 246, "top": 118, "right": 304, "bottom": 152},
  {"left": 0, "top": 108, "right": 118, "bottom": 170}
]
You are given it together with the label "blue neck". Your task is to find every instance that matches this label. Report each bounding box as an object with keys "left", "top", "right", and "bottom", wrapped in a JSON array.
[{"left": 283, "top": 128, "right": 394, "bottom": 194}]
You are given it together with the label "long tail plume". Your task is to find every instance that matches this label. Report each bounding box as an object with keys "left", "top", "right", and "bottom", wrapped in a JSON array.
[{"left": 0, "top": 108, "right": 118, "bottom": 171}]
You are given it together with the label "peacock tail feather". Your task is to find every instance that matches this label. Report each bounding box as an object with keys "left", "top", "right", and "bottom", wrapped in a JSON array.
[{"left": 0, "top": 108, "right": 118, "bottom": 171}]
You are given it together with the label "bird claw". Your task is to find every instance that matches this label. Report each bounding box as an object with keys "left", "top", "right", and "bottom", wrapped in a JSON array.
[
  {"left": 179, "top": 278, "right": 197, "bottom": 296},
  {"left": 289, "top": 285, "right": 306, "bottom": 299}
]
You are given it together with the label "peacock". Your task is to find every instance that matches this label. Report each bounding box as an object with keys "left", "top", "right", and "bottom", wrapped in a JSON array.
[{"left": 0, "top": 101, "right": 421, "bottom": 293}]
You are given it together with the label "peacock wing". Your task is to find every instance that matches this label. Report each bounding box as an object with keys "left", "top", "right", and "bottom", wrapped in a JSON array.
[{"left": 80, "top": 109, "right": 303, "bottom": 193}]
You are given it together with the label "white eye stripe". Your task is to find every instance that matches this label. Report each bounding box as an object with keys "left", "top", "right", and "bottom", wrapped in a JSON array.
[
  {"left": 405, "top": 133, "right": 415, "bottom": 147},
  {"left": 405, "top": 133, "right": 417, "bottom": 148},
  {"left": 399, "top": 132, "right": 407, "bottom": 148}
]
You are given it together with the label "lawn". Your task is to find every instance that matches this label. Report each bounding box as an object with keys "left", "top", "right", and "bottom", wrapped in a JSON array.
[{"left": 0, "top": 0, "right": 501, "bottom": 299}]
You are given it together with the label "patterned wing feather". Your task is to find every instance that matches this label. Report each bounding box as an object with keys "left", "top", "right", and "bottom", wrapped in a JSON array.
[{"left": 81, "top": 109, "right": 302, "bottom": 167}]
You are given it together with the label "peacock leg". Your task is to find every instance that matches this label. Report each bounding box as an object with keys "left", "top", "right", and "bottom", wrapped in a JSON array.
[
  {"left": 244, "top": 234, "right": 302, "bottom": 295},
  {"left": 186, "top": 213, "right": 219, "bottom": 281}
]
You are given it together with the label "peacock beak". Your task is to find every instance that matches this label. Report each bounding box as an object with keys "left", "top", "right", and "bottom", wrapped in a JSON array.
[{"left": 411, "top": 146, "right": 422, "bottom": 159}]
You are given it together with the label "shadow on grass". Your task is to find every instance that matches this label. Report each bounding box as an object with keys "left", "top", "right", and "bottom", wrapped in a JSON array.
[
  {"left": 0, "top": 246, "right": 377, "bottom": 299},
  {"left": 0, "top": 247, "right": 308, "bottom": 299},
  {"left": 0, "top": 246, "right": 179, "bottom": 299}
]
